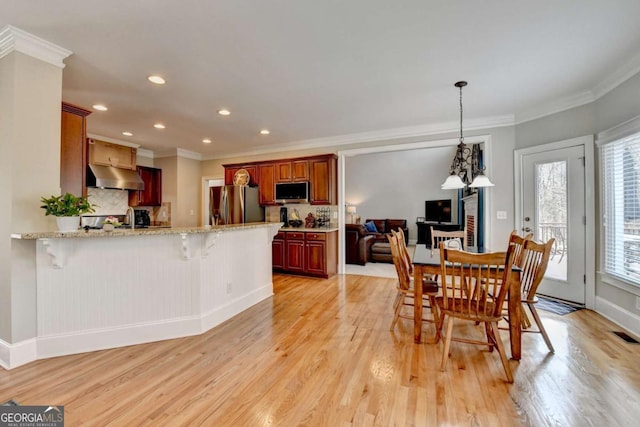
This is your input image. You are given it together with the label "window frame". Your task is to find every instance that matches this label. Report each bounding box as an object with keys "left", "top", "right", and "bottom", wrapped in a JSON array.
[{"left": 597, "top": 115, "right": 640, "bottom": 290}]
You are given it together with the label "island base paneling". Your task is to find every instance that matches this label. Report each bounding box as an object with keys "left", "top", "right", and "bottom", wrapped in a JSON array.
[{"left": 4, "top": 224, "right": 279, "bottom": 368}]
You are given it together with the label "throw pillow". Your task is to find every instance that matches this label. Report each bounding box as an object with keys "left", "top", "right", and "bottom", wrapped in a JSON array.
[{"left": 364, "top": 221, "right": 378, "bottom": 233}]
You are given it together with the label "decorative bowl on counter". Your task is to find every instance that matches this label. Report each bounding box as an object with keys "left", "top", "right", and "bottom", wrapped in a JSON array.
[{"left": 288, "top": 220, "right": 303, "bottom": 227}]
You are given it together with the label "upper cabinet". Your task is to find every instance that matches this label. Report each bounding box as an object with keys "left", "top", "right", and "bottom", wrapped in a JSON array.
[
  {"left": 275, "top": 160, "right": 309, "bottom": 183},
  {"left": 258, "top": 164, "right": 277, "bottom": 206},
  {"left": 129, "top": 166, "right": 162, "bottom": 206},
  {"left": 309, "top": 155, "right": 337, "bottom": 205},
  {"left": 224, "top": 154, "right": 337, "bottom": 206},
  {"left": 224, "top": 165, "right": 258, "bottom": 186},
  {"left": 60, "top": 102, "right": 91, "bottom": 196},
  {"left": 88, "top": 138, "right": 137, "bottom": 170}
]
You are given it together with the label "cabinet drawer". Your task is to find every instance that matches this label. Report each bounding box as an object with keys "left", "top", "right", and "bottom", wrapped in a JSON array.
[
  {"left": 285, "top": 232, "right": 305, "bottom": 240},
  {"left": 305, "top": 232, "right": 326, "bottom": 241},
  {"left": 275, "top": 231, "right": 286, "bottom": 240}
]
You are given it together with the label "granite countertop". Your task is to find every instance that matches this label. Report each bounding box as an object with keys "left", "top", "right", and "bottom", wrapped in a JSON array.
[{"left": 11, "top": 222, "right": 282, "bottom": 240}]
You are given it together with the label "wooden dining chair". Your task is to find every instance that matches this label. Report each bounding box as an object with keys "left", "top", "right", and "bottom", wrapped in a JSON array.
[
  {"left": 393, "top": 228, "right": 413, "bottom": 274},
  {"left": 437, "top": 242, "right": 517, "bottom": 383},
  {"left": 509, "top": 230, "right": 533, "bottom": 268},
  {"left": 431, "top": 227, "right": 467, "bottom": 251},
  {"left": 517, "top": 238, "right": 556, "bottom": 353},
  {"left": 387, "top": 232, "right": 439, "bottom": 332}
]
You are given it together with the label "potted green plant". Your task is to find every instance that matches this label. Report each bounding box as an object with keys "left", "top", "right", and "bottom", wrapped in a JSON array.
[{"left": 40, "top": 192, "right": 96, "bottom": 232}]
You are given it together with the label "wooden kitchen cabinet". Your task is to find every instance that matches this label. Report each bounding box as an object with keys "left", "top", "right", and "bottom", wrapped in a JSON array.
[
  {"left": 225, "top": 154, "right": 336, "bottom": 206},
  {"left": 129, "top": 166, "right": 162, "bottom": 206},
  {"left": 272, "top": 232, "right": 286, "bottom": 269},
  {"left": 60, "top": 102, "right": 91, "bottom": 196},
  {"left": 284, "top": 232, "right": 305, "bottom": 273},
  {"left": 258, "top": 163, "right": 277, "bottom": 205},
  {"left": 309, "top": 155, "right": 337, "bottom": 205},
  {"left": 272, "top": 230, "right": 337, "bottom": 278},
  {"left": 88, "top": 139, "right": 137, "bottom": 170},
  {"left": 275, "top": 160, "right": 309, "bottom": 183},
  {"left": 224, "top": 165, "right": 258, "bottom": 186}
]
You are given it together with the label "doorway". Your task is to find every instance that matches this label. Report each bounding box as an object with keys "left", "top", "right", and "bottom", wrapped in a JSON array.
[{"left": 515, "top": 135, "right": 595, "bottom": 306}]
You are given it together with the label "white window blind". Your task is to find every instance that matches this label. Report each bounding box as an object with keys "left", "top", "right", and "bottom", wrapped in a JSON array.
[{"left": 601, "top": 131, "right": 640, "bottom": 285}]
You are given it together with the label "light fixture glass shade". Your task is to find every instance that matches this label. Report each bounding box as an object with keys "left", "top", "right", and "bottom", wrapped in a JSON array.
[
  {"left": 469, "top": 172, "right": 495, "bottom": 188},
  {"left": 441, "top": 174, "right": 466, "bottom": 190}
]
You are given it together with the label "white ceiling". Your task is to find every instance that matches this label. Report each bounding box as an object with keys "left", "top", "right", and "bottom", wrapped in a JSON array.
[{"left": 3, "top": 1, "right": 640, "bottom": 159}]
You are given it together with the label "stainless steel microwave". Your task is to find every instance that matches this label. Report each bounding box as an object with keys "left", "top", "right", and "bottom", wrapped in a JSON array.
[{"left": 275, "top": 182, "right": 309, "bottom": 203}]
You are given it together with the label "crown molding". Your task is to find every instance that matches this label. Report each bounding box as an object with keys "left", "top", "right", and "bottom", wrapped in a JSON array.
[
  {"left": 177, "top": 148, "right": 202, "bottom": 160},
  {"left": 154, "top": 148, "right": 202, "bottom": 160},
  {"left": 0, "top": 25, "right": 71, "bottom": 68},
  {"left": 136, "top": 148, "right": 154, "bottom": 159},
  {"left": 201, "top": 114, "right": 514, "bottom": 161},
  {"left": 596, "top": 113, "right": 640, "bottom": 146},
  {"left": 593, "top": 50, "right": 640, "bottom": 100},
  {"left": 515, "top": 91, "right": 595, "bottom": 125}
]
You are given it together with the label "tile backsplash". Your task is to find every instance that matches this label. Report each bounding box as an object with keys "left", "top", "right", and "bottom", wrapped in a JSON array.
[
  {"left": 265, "top": 204, "right": 337, "bottom": 227},
  {"left": 87, "top": 188, "right": 129, "bottom": 215},
  {"left": 87, "top": 188, "right": 172, "bottom": 226}
]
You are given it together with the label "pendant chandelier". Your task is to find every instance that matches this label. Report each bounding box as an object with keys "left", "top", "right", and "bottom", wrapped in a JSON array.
[{"left": 441, "top": 81, "right": 494, "bottom": 190}]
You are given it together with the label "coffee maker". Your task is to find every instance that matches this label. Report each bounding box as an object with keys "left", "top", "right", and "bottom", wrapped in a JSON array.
[
  {"left": 279, "top": 207, "right": 288, "bottom": 226},
  {"left": 134, "top": 209, "right": 151, "bottom": 228}
]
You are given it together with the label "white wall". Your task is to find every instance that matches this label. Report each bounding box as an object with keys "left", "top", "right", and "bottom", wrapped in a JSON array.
[
  {"left": 156, "top": 155, "right": 201, "bottom": 227},
  {"left": 345, "top": 146, "right": 454, "bottom": 242},
  {"left": 1, "top": 51, "right": 63, "bottom": 343},
  {"left": 515, "top": 69, "right": 640, "bottom": 335}
]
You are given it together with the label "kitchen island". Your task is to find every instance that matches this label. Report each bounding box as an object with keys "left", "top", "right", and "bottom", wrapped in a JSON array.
[{"left": 4, "top": 222, "right": 281, "bottom": 369}]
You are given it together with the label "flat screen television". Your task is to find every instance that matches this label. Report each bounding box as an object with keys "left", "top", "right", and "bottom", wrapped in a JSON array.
[{"left": 425, "top": 199, "right": 452, "bottom": 223}]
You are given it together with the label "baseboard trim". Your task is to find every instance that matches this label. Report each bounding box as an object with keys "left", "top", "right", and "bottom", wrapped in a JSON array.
[
  {"left": 200, "top": 285, "right": 274, "bottom": 331},
  {"left": 595, "top": 296, "right": 640, "bottom": 339},
  {"left": 36, "top": 316, "right": 203, "bottom": 360},
  {"left": 2, "top": 286, "right": 274, "bottom": 370},
  {"left": 0, "top": 338, "right": 37, "bottom": 370}
]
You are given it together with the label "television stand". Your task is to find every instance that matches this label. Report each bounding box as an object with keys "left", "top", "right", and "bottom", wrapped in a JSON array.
[{"left": 416, "top": 222, "right": 463, "bottom": 246}]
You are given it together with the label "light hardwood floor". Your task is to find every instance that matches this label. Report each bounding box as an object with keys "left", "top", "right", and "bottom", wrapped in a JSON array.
[{"left": 1, "top": 273, "right": 639, "bottom": 426}]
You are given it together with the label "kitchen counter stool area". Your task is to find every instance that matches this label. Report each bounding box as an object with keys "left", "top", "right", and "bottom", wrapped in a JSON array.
[{"left": 3, "top": 223, "right": 280, "bottom": 369}]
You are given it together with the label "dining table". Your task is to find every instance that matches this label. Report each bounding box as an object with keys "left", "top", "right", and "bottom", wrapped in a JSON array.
[{"left": 412, "top": 244, "right": 523, "bottom": 360}]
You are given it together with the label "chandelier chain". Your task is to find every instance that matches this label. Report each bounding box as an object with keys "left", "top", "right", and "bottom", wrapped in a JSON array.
[{"left": 459, "top": 83, "right": 464, "bottom": 144}]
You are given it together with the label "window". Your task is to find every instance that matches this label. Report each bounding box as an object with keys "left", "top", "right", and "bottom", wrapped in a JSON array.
[{"left": 601, "top": 130, "right": 640, "bottom": 285}]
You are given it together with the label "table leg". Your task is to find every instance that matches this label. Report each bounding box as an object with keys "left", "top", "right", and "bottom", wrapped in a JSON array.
[
  {"left": 413, "top": 267, "right": 423, "bottom": 343},
  {"left": 508, "top": 271, "right": 522, "bottom": 360}
]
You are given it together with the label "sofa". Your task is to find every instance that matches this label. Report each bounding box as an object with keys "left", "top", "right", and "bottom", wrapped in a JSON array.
[
  {"left": 363, "top": 219, "right": 409, "bottom": 245},
  {"left": 345, "top": 224, "right": 376, "bottom": 265}
]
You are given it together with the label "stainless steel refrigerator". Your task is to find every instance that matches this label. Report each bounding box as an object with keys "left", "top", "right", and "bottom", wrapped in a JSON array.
[{"left": 209, "top": 185, "right": 264, "bottom": 225}]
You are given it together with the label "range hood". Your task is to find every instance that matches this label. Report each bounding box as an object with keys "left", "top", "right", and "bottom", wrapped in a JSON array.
[{"left": 87, "top": 164, "right": 144, "bottom": 191}]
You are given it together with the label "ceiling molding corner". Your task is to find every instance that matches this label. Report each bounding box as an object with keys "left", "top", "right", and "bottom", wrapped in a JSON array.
[
  {"left": 515, "top": 91, "right": 594, "bottom": 125},
  {"left": 592, "top": 50, "right": 640, "bottom": 100},
  {"left": 176, "top": 148, "right": 202, "bottom": 161},
  {"left": 137, "top": 148, "right": 154, "bottom": 159},
  {"left": 0, "top": 25, "right": 71, "bottom": 68}
]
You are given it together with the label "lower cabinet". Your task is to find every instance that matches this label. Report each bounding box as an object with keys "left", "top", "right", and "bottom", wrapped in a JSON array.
[{"left": 273, "top": 230, "right": 337, "bottom": 278}]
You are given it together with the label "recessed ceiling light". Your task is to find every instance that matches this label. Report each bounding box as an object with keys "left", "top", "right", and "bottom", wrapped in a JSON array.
[
  {"left": 92, "top": 104, "right": 108, "bottom": 111},
  {"left": 202, "top": 138, "right": 212, "bottom": 144},
  {"left": 148, "top": 75, "right": 165, "bottom": 85},
  {"left": 122, "top": 131, "right": 133, "bottom": 136},
  {"left": 217, "top": 109, "right": 231, "bottom": 116},
  {"left": 154, "top": 123, "right": 165, "bottom": 129},
  {"left": 260, "top": 129, "right": 270, "bottom": 135}
]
